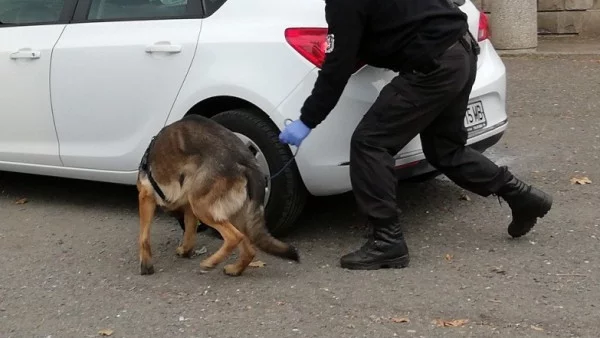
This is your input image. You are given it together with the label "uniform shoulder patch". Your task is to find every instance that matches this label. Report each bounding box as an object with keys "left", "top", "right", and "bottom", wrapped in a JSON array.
[{"left": 325, "top": 33, "right": 335, "bottom": 53}]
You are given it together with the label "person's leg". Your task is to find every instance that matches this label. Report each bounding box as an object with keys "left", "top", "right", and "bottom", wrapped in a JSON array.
[
  {"left": 419, "top": 39, "right": 511, "bottom": 197},
  {"left": 342, "top": 42, "right": 474, "bottom": 270},
  {"left": 419, "top": 38, "right": 552, "bottom": 238}
]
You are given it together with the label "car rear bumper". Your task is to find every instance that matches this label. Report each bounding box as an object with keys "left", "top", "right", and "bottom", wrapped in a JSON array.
[
  {"left": 290, "top": 119, "right": 507, "bottom": 196},
  {"left": 394, "top": 123, "right": 506, "bottom": 181},
  {"left": 276, "top": 39, "right": 508, "bottom": 196}
]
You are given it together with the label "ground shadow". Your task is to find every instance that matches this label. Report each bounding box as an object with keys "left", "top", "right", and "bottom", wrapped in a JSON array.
[
  {"left": 0, "top": 171, "right": 471, "bottom": 241},
  {"left": 284, "top": 176, "right": 472, "bottom": 241},
  {"left": 0, "top": 171, "right": 138, "bottom": 212}
]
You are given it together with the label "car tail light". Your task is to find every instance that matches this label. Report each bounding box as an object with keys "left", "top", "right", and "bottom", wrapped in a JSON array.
[
  {"left": 478, "top": 12, "right": 491, "bottom": 41},
  {"left": 284, "top": 27, "right": 365, "bottom": 72},
  {"left": 395, "top": 160, "right": 421, "bottom": 169}
]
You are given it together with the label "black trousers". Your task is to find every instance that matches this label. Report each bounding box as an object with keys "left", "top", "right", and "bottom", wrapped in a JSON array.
[{"left": 350, "top": 36, "right": 512, "bottom": 222}]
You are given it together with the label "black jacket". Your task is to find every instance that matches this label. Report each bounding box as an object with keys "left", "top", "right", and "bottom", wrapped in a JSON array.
[{"left": 299, "top": 0, "right": 469, "bottom": 129}]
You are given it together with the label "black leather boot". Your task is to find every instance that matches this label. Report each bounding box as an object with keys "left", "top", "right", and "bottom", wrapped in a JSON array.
[
  {"left": 340, "top": 217, "right": 410, "bottom": 270},
  {"left": 498, "top": 175, "right": 553, "bottom": 238}
]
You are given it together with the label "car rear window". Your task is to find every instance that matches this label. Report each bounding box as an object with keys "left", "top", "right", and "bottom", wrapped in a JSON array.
[{"left": 87, "top": 0, "right": 188, "bottom": 21}]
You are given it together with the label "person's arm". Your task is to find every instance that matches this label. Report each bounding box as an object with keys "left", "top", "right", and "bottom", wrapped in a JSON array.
[{"left": 299, "top": 0, "right": 365, "bottom": 129}]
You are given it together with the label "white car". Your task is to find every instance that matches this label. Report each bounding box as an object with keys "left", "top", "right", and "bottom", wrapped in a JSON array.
[{"left": 0, "top": 0, "right": 506, "bottom": 236}]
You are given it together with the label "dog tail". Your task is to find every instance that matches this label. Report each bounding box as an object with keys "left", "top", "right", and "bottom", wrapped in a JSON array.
[
  {"left": 247, "top": 216, "right": 300, "bottom": 262},
  {"left": 242, "top": 165, "right": 300, "bottom": 263}
]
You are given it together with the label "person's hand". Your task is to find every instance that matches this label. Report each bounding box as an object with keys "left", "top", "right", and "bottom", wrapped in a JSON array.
[{"left": 279, "top": 119, "right": 311, "bottom": 147}]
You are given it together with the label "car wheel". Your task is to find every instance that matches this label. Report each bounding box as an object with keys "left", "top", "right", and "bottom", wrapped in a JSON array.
[{"left": 207, "top": 108, "right": 307, "bottom": 237}]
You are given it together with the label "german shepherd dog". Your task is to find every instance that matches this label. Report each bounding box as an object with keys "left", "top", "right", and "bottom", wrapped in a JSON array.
[{"left": 136, "top": 115, "right": 300, "bottom": 277}]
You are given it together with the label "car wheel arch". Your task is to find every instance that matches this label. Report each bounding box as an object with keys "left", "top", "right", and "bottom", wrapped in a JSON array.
[
  {"left": 184, "top": 95, "right": 259, "bottom": 119},
  {"left": 177, "top": 96, "right": 309, "bottom": 236}
]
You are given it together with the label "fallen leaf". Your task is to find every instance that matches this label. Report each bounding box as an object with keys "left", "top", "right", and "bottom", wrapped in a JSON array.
[
  {"left": 369, "top": 315, "right": 383, "bottom": 323},
  {"left": 570, "top": 176, "right": 592, "bottom": 185},
  {"left": 15, "top": 198, "right": 28, "bottom": 205},
  {"left": 491, "top": 266, "right": 506, "bottom": 275},
  {"left": 249, "top": 261, "right": 266, "bottom": 268},
  {"left": 434, "top": 319, "right": 469, "bottom": 327},
  {"left": 531, "top": 325, "right": 544, "bottom": 331},
  {"left": 98, "top": 329, "right": 114, "bottom": 336},
  {"left": 391, "top": 317, "right": 410, "bottom": 323},
  {"left": 194, "top": 246, "right": 208, "bottom": 256},
  {"left": 445, "top": 254, "right": 454, "bottom": 261},
  {"left": 459, "top": 194, "right": 471, "bottom": 201}
]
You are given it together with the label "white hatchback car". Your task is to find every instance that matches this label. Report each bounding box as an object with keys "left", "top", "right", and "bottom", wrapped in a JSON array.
[{"left": 0, "top": 0, "right": 507, "bottom": 235}]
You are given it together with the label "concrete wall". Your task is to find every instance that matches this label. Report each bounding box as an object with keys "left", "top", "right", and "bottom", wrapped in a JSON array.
[{"left": 472, "top": 0, "right": 600, "bottom": 36}]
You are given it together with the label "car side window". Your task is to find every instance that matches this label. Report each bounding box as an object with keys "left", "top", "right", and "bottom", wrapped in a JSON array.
[
  {"left": 202, "top": 0, "right": 226, "bottom": 17},
  {"left": 87, "top": 0, "right": 188, "bottom": 21},
  {"left": 0, "top": 0, "right": 66, "bottom": 25}
]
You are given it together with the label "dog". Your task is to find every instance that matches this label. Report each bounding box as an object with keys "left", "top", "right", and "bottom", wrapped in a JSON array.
[{"left": 136, "top": 114, "right": 300, "bottom": 277}]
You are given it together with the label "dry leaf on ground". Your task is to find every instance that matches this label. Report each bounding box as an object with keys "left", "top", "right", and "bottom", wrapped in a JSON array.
[
  {"left": 15, "top": 198, "right": 28, "bottom": 205},
  {"left": 98, "top": 328, "right": 114, "bottom": 336},
  {"left": 445, "top": 254, "right": 454, "bottom": 261},
  {"left": 249, "top": 261, "right": 266, "bottom": 268},
  {"left": 434, "top": 319, "right": 469, "bottom": 327},
  {"left": 570, "top": 176, "right": 592, "bottom": 185},
  {"left": 491, "top": 266, "right": 506, "bottom": 275},
  {"left": 194, "top": 246, "right": 208, "bottom": 256},
  {"left": 391, "top": 317, "right": 410, "bottom": 323}
]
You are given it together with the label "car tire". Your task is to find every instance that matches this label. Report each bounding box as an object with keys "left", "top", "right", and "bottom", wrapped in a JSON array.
[{"left": 206, "top": 108, "right": 307, "bottom": 237}]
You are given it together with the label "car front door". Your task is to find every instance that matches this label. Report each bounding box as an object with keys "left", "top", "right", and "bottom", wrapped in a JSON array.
[
  {"left": 0, "top": 0, "right": 75, "bottom": 166},
  {"left": 50, "top": 0, "right": 203, "bottom": 171}
]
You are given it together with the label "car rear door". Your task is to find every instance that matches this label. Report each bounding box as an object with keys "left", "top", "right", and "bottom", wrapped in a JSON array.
[
  {"left": 0, "top": 0, "right": 76, "bottom": 166},
  {"left": 50, "top": 0, "right": 203, "bottom": 171}
]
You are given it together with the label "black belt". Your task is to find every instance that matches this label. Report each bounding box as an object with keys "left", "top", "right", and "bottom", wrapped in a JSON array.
[{"left": 406, "top": 31, "right": 479, "bottom": 75}]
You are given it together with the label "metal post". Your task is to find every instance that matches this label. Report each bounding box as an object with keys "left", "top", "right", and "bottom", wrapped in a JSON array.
[{"left": 490, "top": 0, "right": 538, "bottom": 51}]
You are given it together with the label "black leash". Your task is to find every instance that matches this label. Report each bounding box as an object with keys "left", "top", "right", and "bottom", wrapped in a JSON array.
[
  {"left": 268, "top": 147, "right": 300, "bottom": 180},
  {"left": 268, "top": 118, "right": 301, "bottom": 181}
]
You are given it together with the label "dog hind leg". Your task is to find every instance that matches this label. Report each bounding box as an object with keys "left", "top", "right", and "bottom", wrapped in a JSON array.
[
  {"left": 223, "top": 236, "right": 256, "bottom": 277},
  {"left": 197, "top": 220, "right": 243, "bottom": 272}
]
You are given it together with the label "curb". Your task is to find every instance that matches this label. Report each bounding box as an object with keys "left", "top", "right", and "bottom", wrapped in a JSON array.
[{"left": 497, "top": 50, "right": 600, "bottom": 57}]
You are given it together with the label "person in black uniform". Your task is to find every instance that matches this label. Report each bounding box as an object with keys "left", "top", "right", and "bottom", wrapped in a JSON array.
[{"left": 279, "top": 0, "right": 553, "bottom": 270}]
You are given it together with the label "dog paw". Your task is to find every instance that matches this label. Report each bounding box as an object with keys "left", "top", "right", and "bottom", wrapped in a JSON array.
[
  {"left": 140, "top": 262, "right": 155, "bottom": 275},
  {"left": 199, "top": 260, "right": 215, "bottom": 272},
  {"left": 176, "top": 246, "right": 193, "bottom": 258},
  {"left": 223, "top": 264, "right": 243, "bottom": 277}
]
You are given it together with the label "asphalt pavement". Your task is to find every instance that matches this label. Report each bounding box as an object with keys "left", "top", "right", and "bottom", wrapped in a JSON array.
[{"left": 1, "top": 54, "right": 600, "bottom": 338}]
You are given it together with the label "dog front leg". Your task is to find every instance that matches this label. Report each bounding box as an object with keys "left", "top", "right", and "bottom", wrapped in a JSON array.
[
  {"left": 138, "top": 186, "right": 157, "bottom": 275},
  {"left": 176, "top": 206, "right": 198, "bottom": 258}
]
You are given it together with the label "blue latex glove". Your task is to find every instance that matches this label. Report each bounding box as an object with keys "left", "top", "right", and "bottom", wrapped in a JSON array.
[{"left": 279, "top": 119, "right": 311, "bottom": 147}]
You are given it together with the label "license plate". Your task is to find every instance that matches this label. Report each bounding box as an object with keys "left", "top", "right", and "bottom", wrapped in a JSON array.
[{"left": 464, "top": 101, "right": 487, "bottom": 132}]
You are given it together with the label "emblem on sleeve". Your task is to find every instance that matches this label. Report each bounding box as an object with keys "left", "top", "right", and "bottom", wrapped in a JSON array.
[{"left": 326, "top": 34, "right": 335, "bottom": 53}]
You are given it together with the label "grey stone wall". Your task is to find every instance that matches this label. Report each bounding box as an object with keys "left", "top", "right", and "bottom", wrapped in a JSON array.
[{"left": 472, "top": 0, "right": 600, "bottom": 36}]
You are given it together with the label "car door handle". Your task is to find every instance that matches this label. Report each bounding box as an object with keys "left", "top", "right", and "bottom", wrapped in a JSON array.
[
  {"left": 10, "top": 49, "right": 41, "bottom": 59},
  {"left": 145, "top": 42, "right": 182, "bottom": 54}
]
